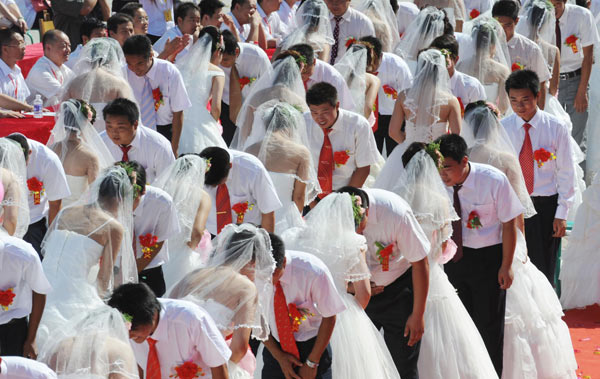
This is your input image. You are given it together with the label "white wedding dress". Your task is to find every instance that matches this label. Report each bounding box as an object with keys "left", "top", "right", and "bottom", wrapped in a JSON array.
[
  {"left": 163, "top": 230, "right": 211, "bottom": 292},
  {"left": 269, "top": 172, "right": 304, "bottom": 234},
  {"left": 63, "top": 175, "right": 89, "bottom": 207}
]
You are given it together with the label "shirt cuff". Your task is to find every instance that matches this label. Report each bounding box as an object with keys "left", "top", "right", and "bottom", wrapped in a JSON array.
[
  {"left": 555, "top": 204, "right": 569, "bottom": 220},
  {"left": 0, "top": 358, "right": 7, "bottom": 377}
]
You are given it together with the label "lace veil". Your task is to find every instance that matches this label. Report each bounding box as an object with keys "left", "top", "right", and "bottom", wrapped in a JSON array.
[
  {"left": 352, "top": 0, "right": 400, "bottom": 52},
  {"left": 334, "top": 43, "right": 368, "bottom": 116},
  {"left": 279, "top": 0, "right": 334, "bottom": 53},
  {"left": 516, "top": 0, "right": 557, "bottom": 71},
  {"left": 395, "top": 7, "right": 446, "bottom": 61},
  {"left": 0, "top": 138, "right": 29, "bottom": 238}
]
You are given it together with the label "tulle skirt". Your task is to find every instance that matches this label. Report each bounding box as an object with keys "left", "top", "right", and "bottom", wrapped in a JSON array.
[
  {"left": 179, "top": 107, "right": 227, "bottom": 155},
  {"left": 163, "top": 230, "right": 212, "bottom": 292}
]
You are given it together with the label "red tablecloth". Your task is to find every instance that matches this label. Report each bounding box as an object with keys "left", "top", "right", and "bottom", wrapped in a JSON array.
[
  {"left": 18, "top": 43, "right": 44, "bottom": 79},
  {"left": 0, "top": 115, "right": 54, "bottom": 144}
]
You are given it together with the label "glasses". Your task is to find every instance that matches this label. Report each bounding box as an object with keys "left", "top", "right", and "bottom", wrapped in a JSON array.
[
  {"left": 4, "top": 43, "right": 25, "bottom": 49},
  {"left": 135, "top": 16, "right": 149, "bottom": 22}
]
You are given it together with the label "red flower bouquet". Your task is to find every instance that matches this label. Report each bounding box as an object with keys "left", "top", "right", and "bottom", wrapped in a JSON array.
[
  {"left": 333, "top": 150, "right": 350, "bottom": 168},
  {"left": 345, "top": 37, "right": 357, "bottom": 48},
  {"left": 470, "top": 9, "right": 480, "bottom": 19},
  {"left": 239, "top": 76, "right": 256, "bottom": 90},
  {"left": 288, "top": 303, "right": 314, "bottom": 332},
  {"left": 232, "top": 201, "right": 254, "bottom": 224},
  {"left": 511, "top": 62, "right": 524, "bottom": 72},
  {"left": 382, "top": 85, "right": 398, "bottom": 100},
  {"left": 170, "top": 361, "right": 205, "bottom": 378},
  {"left": 139, "top": 233, "right": 159, "bottom": 259},
  {"left": 466, "top": 211, "right": 483, "bottom": 229},
  {"left": 565, "top": 35, "right": 578, "bottom": 54},
  {"left": 374, "top": 242, "right": 394, "bottom": 271},
  {"left": 533, "top": 148, "right": 556, "bottom": 168},
  {"left": 27, "top": 177, "right": 45, "bottom": 205},
  {"left": 0, "top": 288, "right": 15, "bottom": 311},
  {"left": 152, "top": 87, "right": 164, "bottom": 111}
]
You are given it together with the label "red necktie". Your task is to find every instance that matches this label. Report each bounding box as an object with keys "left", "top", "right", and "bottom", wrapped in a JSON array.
[
  {"left": 519, "top": 123, "right": 535, "bottom": 194},
  {"left": 274, "top": 282, "right": 300, "bottom": 359},
  {"left": 317, "top": 128, "right": 333, "bottom": 199},
  {"left": 146, "top": 338, "right": 161, "bottom": 379},
  {"left": 216, "top": 183, "right": 233, "bottom": 234},
  {"left": 120, "top": 145, "right": 132, "bottom": 162}
]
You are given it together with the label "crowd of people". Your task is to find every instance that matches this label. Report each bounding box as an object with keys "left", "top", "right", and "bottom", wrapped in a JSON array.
[{"left": 0, "top": 0, "right": 598, "bottom": 377}]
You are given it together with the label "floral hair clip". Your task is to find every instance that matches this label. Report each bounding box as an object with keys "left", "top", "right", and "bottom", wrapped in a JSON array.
[
  {"left": 116, "top": 162, "right": 143, "bottom": 199},
  {"left": 296, "top": 54, "right": 307, "bottom": 66},
  {"left": 122, "top": 312, "right": 133, "bottom": 331},
  {"left": 351, "top": 195, "right": 366, "bottom": 228},
  {"left": 205, "top": 157, "right": 212, "bottom": 173},
  {"left": 78, "top": 99, "right": 97, "bottom": 125},
  {"left": 425, "top": 141, "right": 444, "bottom": 167}
]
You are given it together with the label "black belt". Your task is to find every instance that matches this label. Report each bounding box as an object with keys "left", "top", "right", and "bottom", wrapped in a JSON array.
[{"left": 559, "top": 68, "right": 581, "bottom": 80}]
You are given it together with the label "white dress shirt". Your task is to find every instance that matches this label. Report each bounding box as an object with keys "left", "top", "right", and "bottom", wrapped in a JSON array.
[
  {"left": 134, "top": 185, "right": 180, "bottom": 270},
  {"left": 126, "top": 57, "right": 191, "bottom": 127},
  {"left": 463, "top": 0, "right": 493, "bottom": 19},
  {"left": 130, "top": 298, "right": 231, "bottom": 379},
  {"left": 375, "top": 52, "right": 413, "bottom": 115},
  {"left": 277, "top": 0, "right": 298, "bottom": 29},
  {"left": 25, "top": 56, "right": 74, "bottom": 106},
  {"left": 220, "top": 42, "right": 271, "bottom": 105},
  {"left": 328, "top": 7, "right": 375, "bottom": 65},
  {"left": 0, "top": 58, "right": 29, "bottom": 104},
  {"left": 15, "top": 0, "right": 36, "bottom": 29},
  {"left": 450, "top": 70, "right": 486, "bottom": 111},
  {"left": 304, "top": 109, "right": 380, "bottom": 190},
  {"left": 257, "top": 4, "right": 286, "bottom": 44},
  {"left": 501, "top": 109, "right": 576, "bottom": 220},
  {"left": 0, "top": 356, "right": 56, "bottom": 378},
  {"left": 445, "top": 162, "right": 525, "bottom": 249},
  {"left": 507, "top": 33, "right": 551, "bottom": 83},
  {"left": 362, "top": 188, "right": 431, "bottom": 286},
  {"left": 139, "top": 0, "right": 175, "bottom": 36},
  {"left": 153, "top": 25, "right": 193, "bottom": 62},
  {"left": 204, "top": 150, "right": 282, "bottom": 235},
  {"left": 396, "top": 2, "right": 419, "bottom": 37},
  {"left": 556, "top": 4, "right": 599, "bottom": 73},
  {"left": 307, "top": 59, "right": 356, "bottom": 111},
  {"left": 269, "top": 250, "right": 346, "bottom": 342},
  {"left": 0, "top": 235, "right": 52, "bottom": 325},
  {"left": 26, "top": 139, "right": 71, "bottom": 224},
  {"left": 64, "top": 44, "right": 82, "bottom": 69},
  {"left": 220, "top": 12, "right": 251, "bottom": 41},
  {"left": 100, "top": 125, "right": 176, "bottom": 184}
]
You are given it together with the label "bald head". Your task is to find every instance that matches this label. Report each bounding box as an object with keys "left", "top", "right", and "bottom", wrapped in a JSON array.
[{"left": 42, "top": 30, "right": 71, "bottom": 66}]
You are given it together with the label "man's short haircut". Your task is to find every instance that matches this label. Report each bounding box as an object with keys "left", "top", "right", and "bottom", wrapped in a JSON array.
[
  {"left": 306, "top": 82, "right": 338, "bottom": 107},
  {"left": 0, "top": 28, "right": 20, "bottom": 58},
  {"left": 199, "top": 0, "right": 225, "bottom": 18},
  {"left": 288, "top": 43, "right": 315, "bottom": 66},
  {"left": 336, "top": 186, "right": 370, "bottom": 209},
  {"left": 268, "top": 232, "right": 286, "bottom": 268},
  {"left": 80, "top": 17, "right": 107, "bottom": 39},
  {"left": 435, "top": 134, "right": 468, "bottom": 162},
  {"left": 103, "top": 98, "right": 140, "bottom": 125},
  {"left": 107, "top": 13, "right": 134, "bottom": 34},
  {"left": 5, "top": 134, "right": 29, "bottom": 162},
  {"left": 199, "top": 147, "right": 231, "bottom": 186},
  {"left": 491, "top": 0, "right": 520, "bottom": 20},
  {"left": 119, "top": 2, "right": 144, "bottom": 18},
  {"left": 122, "top": 34, "right": 153, "bottom": 59},
  {"left": 42, "top": 29, "right": 66, "bottom": 49},
  {"left": 108, "top": 283, "right": 161, "bottom": 331},
  {"left": 231, "top": 0, "right": 248, "bottom": 11},
  {"left": 176, "top": 2, "right": 200, "bottom": 23},
  {"left": 430, "top": 34, "right": 459, "bottom": 59},
  {"left": 221, "top": 29, "right": 238, "bottom": 55},
  {"left": 505, "top": 69, "right": 540, "bottom": 97},
  {"left": 359, "top": 36, "right": 383, "bottom": 59}
]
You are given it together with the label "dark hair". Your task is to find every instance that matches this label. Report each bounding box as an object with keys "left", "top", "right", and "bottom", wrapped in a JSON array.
[
  {"left": 288, "top": 43, "right": 315, "bottom": 66},
  {"left": 103, "top": 98, "right": 140, "bottom": 125},
  {"left": 442, "top": 10, "right": 454, "bottom": 35},
  {"left": 107, "top": 13, "right": 133, "bottom": 34},
  {"left": 123, "top": 160, "right": 146, "bottom": 192},
  {"left": 473, "top": 22, "right": 497, "bottom": 54},
  {"left": 435, "top": 134, "right": 468, "bottom": 162},
  {"left": 359, "top": 36, "right": 383, "bottom": 60},
  {"left": 122, "top": 34, "right": 153, "bottom": 59},
  {"left": 402, "top": 142, "right": 427, "bottom": 167},
  {"left": 222, "top": 227, "right": 269, "bottom": 266},
  {"left": 231, "top": 0, "right": 248, "bottom": 10},
  {"left": 268, "top": 233, "right": 286, "bottom": 268},
  {"left": 0, "top": 28, "right": 21, "bottom": 58},
  {"left": 98, "top": 167, "right": 134, "bottom": 205},
  {"left": 5, "top": 134, "right": 29, "bottom": 162},
  {"left": 120, "top": 2, "right": 144, "bottom": 18},
  {"left": 389, "top": 0, "right": 399, "bottom": 13},
  {"left": 176, "top": 2, "right": 200, "bottom": 24},
  {"left": 336, "top": 186, "right": 370, "bottom": 209},
  {"left": 306, "top": 82, "right": 338, "bottom": 107},
  {"left": 80, "top": 17, "right": 107, "bottom": 39},
  {"left": 198, "top": 26, "right": 222, "bottom": 54},
  {"left": 576, "top": 0, "right": 590, "bottom": 8},
  {"left": 430, "top": 34, "right": 459, "bottom": 59},
  {"left": 199, "top": 147, "right": 231, "bottom": 186},
  {"left": 505, "top": 69, "right": 540, "bottom": 96},
  {"left": 42, "top": 29, "right": 67, "bottom": 50},
  {"left": 491, "top": 0, "right": 520, "bottom": 20},
  {"left": 108, "top": 283, "right": 161, "bottom": 330},
  {"left": 273, "top": 50, "right": 304, "bottom": 69},
  {"left": 199, "top": 0, "right": 225, "bottom": 18},
  {"left": 221, "top": 29, "right": 238, "bottom": 56},
  {"left": 529, "top": 2, "right": 547, "bottom": 34}
]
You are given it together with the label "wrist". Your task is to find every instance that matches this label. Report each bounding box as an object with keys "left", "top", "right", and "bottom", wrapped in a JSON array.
[{"left": 305, "top": 358, "right": 319, "bottom": 369}]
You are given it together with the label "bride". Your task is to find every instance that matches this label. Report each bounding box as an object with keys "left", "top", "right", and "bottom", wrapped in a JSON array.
[
  {"left": 0, "top": 137, "right": 29, "bottom": 237},
  {"left": 47, "top": 99, "right": 114, "bottom": 207},
  {"left": 176, "top": 26, "right": 227, "bottom": 155},
  {"left": 375, "top": 48, "right": 461, "bottom": 190}
]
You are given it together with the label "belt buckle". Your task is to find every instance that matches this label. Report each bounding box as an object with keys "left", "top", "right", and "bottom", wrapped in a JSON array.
[{"left": 560, "top": 73, "right": 568, "bottom": 80}]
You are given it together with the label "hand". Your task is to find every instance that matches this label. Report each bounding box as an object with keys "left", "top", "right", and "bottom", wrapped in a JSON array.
[
  {"left": 250, "top": 11, "right": 261, "bottom": 26},
  {"left": 574, "top": 89, "right": 588, "bottom": 113},
  {"left": 370, "top": 281, "right": 385, "bottom": 296},
  {"left": 222, "top": 13, "right": 235, "bottom": 29},
  {"left": 553, "top": 218, "right": 567, "bottom": 238},
  {"left": 275, "top": 351, "right": 303, "bottom": 379},
  {"left": 498, "top": 265, "right": 514, "bottom": 290},
  {"left": 16, "top": 18, "right": 27, "bottom": 32},
  {"left": 0, "top": 110, "right": 23, "bottom": 118},
  {"left": 298, "top": 364, "right": 318, "bottom": 379},
  {"left": 23, "top": 339, "right": 37, "bottom": 359},
  {"left": 404, "top": 313, "right": 424, "bottom": 346},
  {"left": 162, "top": 36, "right": 184, "bottom": 58}
]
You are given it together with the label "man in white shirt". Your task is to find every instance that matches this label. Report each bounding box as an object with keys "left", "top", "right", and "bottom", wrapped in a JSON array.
[
  {"left": 304, "top": 82, "right": 380, "bottom": 199},
  {"left": 262, "top": 234, "right": 346, "bottom": 379},
  {"left": 123, "top": 35, "right": 192, "bottom": 153},
  {"left": 337, "top": 186, "right": 430, "bottom": 379},
  {"left": 108, "top": 283, "right": 230, "bottom": 379},
  {"left": 65, "top": 17, "right": 107, "bottom": 70},
  {"left": 107, "top": 13, "right": 134, "bottom": 47},
  {"left": 277, "top": 0, "right": 298, "bottom": 28},
  {"left": 325, "top": 0, "right": 375, "bottom": 65},
  {"left": 199, "top": 147, "right": 282, "bottom": 235},
  {"left": 25, "top": 30, "right": 74, "bottom": 108},
  {"left": 153, "top": 3, "right": 200, "bottom": 63},
  {"left": 221, "top": 0, "right": 262, "bottom": 45},
  {"left": 436, "top": 133, "right": 523, "bottom": 375},
  {"left": 0, "top": 233, "right": 52, "bottom": 358},
  {"left": 396, "top": 1, "right": 419, "bottom": 37},
  {"left": 199, "top": 0, "right": 227, "bottom": 28},
  {"left": 501, "top": 69, "right": 575, "bottom": 285},
  {"left": 100, "top": 98, "right": 175, "bottom": 183},
  {"left": 257, "top": 0, "right": 285, "bottom": 47},
  {"left": 464, "top": 0, "right": 494, "bottom": 20},
  {"left": 0, "top": 29, "right": 29, "bottom": 105},
  {"left": 0, "top": 356, "right": 56, "bottom": 378}
]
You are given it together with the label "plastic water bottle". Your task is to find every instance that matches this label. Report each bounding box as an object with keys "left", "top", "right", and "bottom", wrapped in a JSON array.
[{"left": 33, "top": 95, "right": 43, "bottom": 119}]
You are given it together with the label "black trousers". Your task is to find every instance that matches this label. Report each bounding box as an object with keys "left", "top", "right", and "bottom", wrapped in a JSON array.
[
  {"left": 219, "top": 102, "right": 237, "bottom": 147},
  {"left": 0, "top": 317, "right": 28, "bottom": 356},
  {"left": 524, "top": 194, "right": 560, "bottom": 285},
  {"left": 365, "top": 269, "right": 419, "bottom": 379},
  {"left": 374, "top": 114, "right": 398, "bottom": 155},
  {"left": 23, "top": 218, "right": 47, "bottom": 261},
  {"left": 444, "top": 244, "right": 506, "bottom": 376},
  {"left": 157, "top": 123, "right": 173, "bottom": 143},
  {"left": 138, "top": 266, "right": 166, "bottom": 297},
  {"left": 262, "top": 337, "right": 332, "bottom": 379}
]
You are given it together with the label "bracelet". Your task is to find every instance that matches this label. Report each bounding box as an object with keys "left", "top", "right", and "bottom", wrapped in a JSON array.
[{"left": 305, "top": 359, "right": 319, "bottom": 369}]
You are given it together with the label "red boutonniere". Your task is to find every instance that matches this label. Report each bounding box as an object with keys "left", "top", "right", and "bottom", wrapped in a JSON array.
[
  {"left": 170, "top": 361, "right": 205, "bottom": 378},
  {"left": 152, "top": 87, "right": 164, "bottom": 112},
  {"left": 466, "top": 211, "right": 483, "bottom": 229},
  {"left": 239, "top": 76, "right": 256, "bottom": 90},
  {"left": 232, "top": 201, "right": 254, "bottom": 224},
  {"left": 345, "top": 37, "right": 357, "bottom": 48},
  {"left": 382, "top": 85, "right": 398, "bottom": 100},
  {"left": 374, "top": 242, "right": 394, "bottom": 271},
  {"left": 333, "top": 150, "right": 350, "bottom": 168},
  {"left": 470, "top": 9, "right": 480, "bottom": 19},
  {"left": 511, "top": 62, "right": 524, "bottom": 72},
  {"left": 457, "top": 97, "right": 465, "bottom": 118},
  {"left": 27, "top": 177, "right": 45, "bottom": 205},
  {"left": 533, "top": 148, "right": 556, "bottom": 168},
  {"left": 565, "top": 35, "right": 579, "bottom": 54},
  {"left": 0, "top": 288, "right": 15, "bottom": 311},
  {"left": 288, "top": 303, "right": 314, "bottom": 332},
  {"left": 139, "top": 233, "right": 159, "bottom": 259}
]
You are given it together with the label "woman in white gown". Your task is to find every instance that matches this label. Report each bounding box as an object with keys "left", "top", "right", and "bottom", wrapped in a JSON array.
[
  {"left": 47, "top": 99, "right": 114, "bottom": 207},
  {"left": 37, "top": 166, "right": 138, "bottom": 349},
  {"left": 169, "top": 224, "right": 276, "bottom": 379},
  {"left": 282, "top": 192, "right": 400, "bottom": 379},
  {"left": 375, "top": 48, "right": 461, "bottom": 191},
  {"left": 153, "top": 154, "right": 212, "bottom": 291},
  {"left": 352, "top": 0, "right": 400, "bottom": 52},
  {"left": 176, "top": 26, "right": 227, "bottom": 155},
  {"left": 0, "top": 137, "right": 29, "bottom": 237},
  {"left": 462, "top": 103, "right": 577, "bottom": 379}
]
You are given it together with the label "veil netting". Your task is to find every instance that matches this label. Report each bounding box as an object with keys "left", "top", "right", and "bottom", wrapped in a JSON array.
[
  {"left": 278, "top": 0, "right": 334, "bottom": 55},
  {"left": 0, "top": 137, "right": 30, "bottom": 238}
]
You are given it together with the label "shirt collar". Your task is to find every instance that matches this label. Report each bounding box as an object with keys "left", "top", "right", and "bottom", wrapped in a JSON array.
[
  {"left": 559, "top": 4, "right": 570, "bottom": 22},
  {"left": 257, "top": 4, "right": 268, "bottom": 19},
  {"left": 279, "top": 251, "right": 292, "bottom": 286},
  {"left": 40, "top": 55, "right": 61, "bottom": 72},
  {"left": 460, "top": 162, "right": 476, "bottom": 190},
  {"left": 326, "top": 109, "right": 343, "bottom": 132},
  {"left": 0, "top": 58, "right": 20, "bottom": 77},
  {"left": 230, "top": 12, "right": 244, "bottom": 32},
  {"left": 518, "top": 108, "right": 541, "bottom": 129},
  {"left": 149, "top": 300, "right": 168, "bottom": 342},
  {"left": 329, "top": 8, "right": 350, "bottom": 22},
  {"left": 145, "top": 58, "right": 159, "bottom": 81},
  {"left": 173, "top": 25, "right": 183, "bottom": 37},
  {"left": 127, "top": 124, "right": 142, "bottom": 148}
]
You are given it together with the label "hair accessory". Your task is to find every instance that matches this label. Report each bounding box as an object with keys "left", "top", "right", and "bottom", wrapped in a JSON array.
[
  {"left": 205, "top": 157, "right": 212, "bottom": 173},
  {"left": 425, "top": 141, "right": 443, "bottom": 165},
  {"left": 115, "top": 162, "right": 143, "bottom": 199},
  {"left": 351, "top": 195, "right": 366, "bottom": 227}
]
